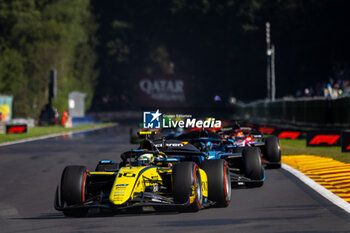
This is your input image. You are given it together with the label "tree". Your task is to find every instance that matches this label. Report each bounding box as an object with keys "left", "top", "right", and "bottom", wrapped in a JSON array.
[{"left": 0, "top": 0, "right": 98, "bottom": 118}]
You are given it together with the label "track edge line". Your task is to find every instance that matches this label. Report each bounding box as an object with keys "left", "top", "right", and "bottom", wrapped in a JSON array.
[
  {"left": 0, "top": 124, "right": 116, "bottom": 148},
  {"left": 282, "top": 163, "right": 350, "bottom": 214}
]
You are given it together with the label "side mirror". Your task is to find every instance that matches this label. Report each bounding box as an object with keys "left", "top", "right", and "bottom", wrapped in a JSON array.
[{"left": 206, "top": 141, "right": 212, "bottom": 150}]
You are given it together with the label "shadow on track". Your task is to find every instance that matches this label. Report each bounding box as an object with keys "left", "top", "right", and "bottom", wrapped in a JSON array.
[
  {"left": 160, "top": 214, "right": 323, "bottom": 227},
  {"left": 11, "top": 208, "right": 182, "bottom": 220}
]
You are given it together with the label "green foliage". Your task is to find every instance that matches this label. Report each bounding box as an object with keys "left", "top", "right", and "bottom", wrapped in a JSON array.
[
  {"left": 0, "top": 0, "right": 97, "bottom": 118},
  {"left": 1, "top": 0, "right": 350, "bottom": 113}
]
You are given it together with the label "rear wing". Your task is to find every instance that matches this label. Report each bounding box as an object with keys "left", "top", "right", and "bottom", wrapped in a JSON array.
[
  {"left": 154, "top": 137, "right": 208, "bottom": 158},
  {"left": 251, "top": 129, "right": 263, "bottom": 138},
  {"left": 130, "top": 137, "right": 208, "bottom": 160},
  {"left": 137, "top": 131, "right": 157, "bottom": 140},
  {"left": 138, "top": 131, "right": 157, "bottom": 135},
  {"left": 220, "top": 127, "right": 234, "bottom": 132},
  {"left": 220, "top": 127, "right": 263, "bottom": 139}
]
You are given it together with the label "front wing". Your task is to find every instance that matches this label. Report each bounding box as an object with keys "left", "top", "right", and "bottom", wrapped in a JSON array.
[{"left": 54, "top": 188, "right": 192, "bottom": 212}]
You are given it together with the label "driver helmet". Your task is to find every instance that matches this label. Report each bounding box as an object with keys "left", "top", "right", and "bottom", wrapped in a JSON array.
[
  {"left": 235, "top": 131, "right": 245, "bottom": 138},
  {"left": 137, "top": 153, "right": 154, "bottom": 166}
]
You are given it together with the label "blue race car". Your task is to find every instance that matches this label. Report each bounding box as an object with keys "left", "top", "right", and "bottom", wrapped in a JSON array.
[{"left": 158, "top": 131, "right": 265, "bottom": 188}]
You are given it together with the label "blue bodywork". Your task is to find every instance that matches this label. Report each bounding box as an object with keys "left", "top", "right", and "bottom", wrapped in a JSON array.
[
  {"left": 185, "top": 137, "right": 265, "bottom": 183},
  {"left": 187, "top": 137, "right": 235, "bottom": 161}
]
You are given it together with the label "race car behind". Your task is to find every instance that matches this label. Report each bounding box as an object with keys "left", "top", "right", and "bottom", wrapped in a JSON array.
[
  {"left": 155, "top": 136, "right": 264, "bottom": 188},
  {"left": 220, "top": 126, "right": 281, "bottom": 168}
]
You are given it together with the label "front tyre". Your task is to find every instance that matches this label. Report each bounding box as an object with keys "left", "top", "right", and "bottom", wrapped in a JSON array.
[
  {"left": 173, "top": 162, "right": 203, "bottom": 212},
  {"left": 201, "top": 159, "right": 231, "bottom": 207},
  {"left": 242, "top": 147, "right": 264, "bottom": 188},
  {"left": 60, "top": 166, "right": 89, "bottom": 217}
]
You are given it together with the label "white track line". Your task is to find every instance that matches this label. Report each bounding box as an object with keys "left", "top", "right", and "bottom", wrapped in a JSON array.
[
  {"left": 0, "top": 125, "right": 114, "bottom": 148},
  {"left": 282, "top": 163, "right": 350, "bottom": 214}
]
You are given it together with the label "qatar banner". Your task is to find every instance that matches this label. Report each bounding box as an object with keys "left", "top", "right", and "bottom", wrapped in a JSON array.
[
  {"left": 133, "top": 75, "right": 189, "bottom": 107},
  {"left": 306, "top": 130, "right": 341, "bottom": 147}
]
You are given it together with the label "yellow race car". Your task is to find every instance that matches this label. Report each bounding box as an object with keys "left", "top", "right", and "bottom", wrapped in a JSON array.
[{"left": 54, "top": 139, "right": 231, "bottom": 217}]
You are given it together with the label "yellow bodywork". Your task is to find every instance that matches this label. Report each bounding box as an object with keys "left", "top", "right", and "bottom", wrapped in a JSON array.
[
  {"left": 109, "top": 166, "right": 162, "bottom": 205},
  {"left": 95, "top": 165, "right": 209, "bottom": 206},
  {"left": 199, "top": 169, "right": 208, "bottom": 198},
  {"left": 90, "top": 172, "right": 115, "bottom": 175}
]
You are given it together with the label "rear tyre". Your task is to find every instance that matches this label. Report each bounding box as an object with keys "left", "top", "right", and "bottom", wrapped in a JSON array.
[
  {"left": 95, "top": 163, "right": 119, "bottom": 172},
  {"left": 242, "top": 148, "right": 264, "bottom": 188},
  {"left": 264, "top": 136, "right": 281, "bottom": 167},
  {"left": 60, "top": 166, "right": 89, "bottom": 217},
  {"left": 173, "top": 162, "right": 203, "bottom": 212},
  {"left": 201, "top": 159, "right": 231, "bottom": 207}
]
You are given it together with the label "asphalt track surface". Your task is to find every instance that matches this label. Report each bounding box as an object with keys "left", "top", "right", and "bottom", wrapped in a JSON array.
[{"left": 0, "top": 126, "right": 350, "bottom": 233}]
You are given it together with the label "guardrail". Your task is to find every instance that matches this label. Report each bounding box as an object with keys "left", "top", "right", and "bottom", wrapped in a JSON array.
[{"left": 233, "top": 96, "right": 350, "bottom": 128}]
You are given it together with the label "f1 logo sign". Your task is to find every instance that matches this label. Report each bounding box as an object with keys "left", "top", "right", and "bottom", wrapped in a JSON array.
[
  {"left": 258, "top": 127, "right": 275, "bottom": 135},
  {"left": 342, "top": 130, "right": 350, "bottom": 152},
  {"left": 309, "top": 135, "right": 340, "bottom": 145},
  {"left": 307, "top": 131, "right": 341, "bottom": 147},
  {"left": 278, "top": 131, "right": 300, "bottom": 139},
  {"left": 6, "top": 125, "right": 28, "bottom": 134}
]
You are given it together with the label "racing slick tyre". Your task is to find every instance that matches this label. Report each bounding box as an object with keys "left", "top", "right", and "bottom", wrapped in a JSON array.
[
  {"left": 173, "top": 162, "right": 203, "bottom": 212},
  {"left": 95, "top": 163, "right": 119, "bottom": 172},
  {"left": 242, "top": 147, "right": 264, "bottom": 188},
  {"left": 201, "top": 159, "right": 231, "bottom": 207},
  {"left": 264, "top": 136, "right": 281, "bottom": 168},
  {"left": 60, "top": 166, "right": 89, "bottom": 217}
]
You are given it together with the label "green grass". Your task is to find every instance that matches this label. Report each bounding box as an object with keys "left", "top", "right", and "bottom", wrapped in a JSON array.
[
  {"left": 280, "top": 138, "right": 350, "bottom": 163},
  {"left": 0, "top": 123, "right": 116, "bottom": 143}
]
